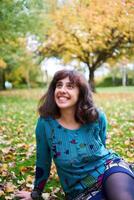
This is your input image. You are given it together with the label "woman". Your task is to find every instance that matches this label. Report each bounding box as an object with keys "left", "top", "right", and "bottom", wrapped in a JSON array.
[{"left": 16, "top": 70, "right": 134, "bottom": 200}]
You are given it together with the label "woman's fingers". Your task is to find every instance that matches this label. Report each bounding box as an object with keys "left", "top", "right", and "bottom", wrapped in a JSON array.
[{"left": 14, "top": 191, "right": 32, "bottom": 200}]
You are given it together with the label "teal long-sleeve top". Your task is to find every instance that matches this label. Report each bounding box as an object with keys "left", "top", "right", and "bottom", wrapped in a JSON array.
[{"left": 33, "top": 111, "right": 119, "bottom": 196}]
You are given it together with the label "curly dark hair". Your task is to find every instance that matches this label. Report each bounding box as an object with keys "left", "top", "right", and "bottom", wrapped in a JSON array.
[{"left": 38, "top": 69, "right": 98, "bottom": 124}]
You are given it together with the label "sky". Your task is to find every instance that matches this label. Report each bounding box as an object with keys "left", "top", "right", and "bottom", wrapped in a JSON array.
[
  {"left": 40, "top": 57, "right": 110, "bottom": 80},
  {"left": 26, "top": 35, "right": 110, "bottom": 80}
]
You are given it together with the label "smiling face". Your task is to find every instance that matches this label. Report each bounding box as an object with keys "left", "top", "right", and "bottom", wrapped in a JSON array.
[{"left": 54, "top": 76, "right": 79, "bottom": 111}]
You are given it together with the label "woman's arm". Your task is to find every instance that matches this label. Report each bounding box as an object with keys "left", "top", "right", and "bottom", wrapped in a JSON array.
[
  {"left": 15, "top": 118, "right": 52, "bottom": 200},
  {"left": 33, "top": 117, "right": 52, "bottom": 192}
]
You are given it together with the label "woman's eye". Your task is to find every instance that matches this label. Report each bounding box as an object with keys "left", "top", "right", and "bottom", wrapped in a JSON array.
[
  {"left": 67, "top": 84, "right": 74, "bottom": 89},
  {"left": 56, "top": 83, "right": 62, "bottom": 88}
]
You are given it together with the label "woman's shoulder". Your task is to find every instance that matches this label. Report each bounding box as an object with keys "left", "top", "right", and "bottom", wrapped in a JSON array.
[
  {"left": 97, "top": 109, "right": 107, "bottom": 125},
  {"left": 36, "top": 116, "right": 54, "bottom": 137},
  {"left": 37, "top": 116, "right": 53, "bottom": 126},
  {"left": 97, "top": 109, "right": 107, "bottom": 119},
  {"left": 38, "top": 116, "right": 53, "bottom": 121}
]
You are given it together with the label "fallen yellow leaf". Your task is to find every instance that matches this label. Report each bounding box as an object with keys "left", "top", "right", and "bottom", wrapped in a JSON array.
[
  {"left": 26, "top": 175, "right": 34, "bottom": 183},
  {"left": 4, "top": 183, "right": 16, "bottom": 193},
  {"left": 0, "top": 190, "right": 5, "bottom": 197},
  {"left": 124, "top": 140, "right": 130, "bottom": 146}
]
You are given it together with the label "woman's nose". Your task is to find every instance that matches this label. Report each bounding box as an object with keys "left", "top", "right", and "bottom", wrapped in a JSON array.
[{"left": 60, "top": 85, "right": 67, "bottom": 93}]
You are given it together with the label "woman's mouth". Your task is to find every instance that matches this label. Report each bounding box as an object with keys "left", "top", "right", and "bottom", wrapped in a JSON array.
[{"left": 57, "top": 96, "right": 70, "bottom": 102}]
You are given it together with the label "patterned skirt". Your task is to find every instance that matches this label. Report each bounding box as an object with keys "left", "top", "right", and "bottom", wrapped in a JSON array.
[{"left": 66, "top": 158, "right": 134, "bottom": 200}]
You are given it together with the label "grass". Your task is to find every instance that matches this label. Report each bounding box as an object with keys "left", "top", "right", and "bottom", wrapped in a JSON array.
[
  {"left": 96, "top": 86, "right": 134, "bottom": 93},
  {"left": 0, "top": 87, "right": 134, "bottom": 199}
]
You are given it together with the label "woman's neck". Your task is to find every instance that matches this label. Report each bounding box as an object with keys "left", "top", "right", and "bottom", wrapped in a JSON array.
[
  {"left": 60, "top": 108, "right": 75, "bottom": 122},
  {"left": 57, "top": 108, "right": 81, "bottom": 129}
]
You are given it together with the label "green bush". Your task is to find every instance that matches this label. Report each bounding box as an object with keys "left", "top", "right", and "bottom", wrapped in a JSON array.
[{"left": 96, "top": 76, "right": 134, "bottom": 87}]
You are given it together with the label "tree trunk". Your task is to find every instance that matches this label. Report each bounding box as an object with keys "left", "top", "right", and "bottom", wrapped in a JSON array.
[
  {"left": 0, "top": 69, "right": 6, "bottom": 90},
  {"left": 112, "top": 73, "right": 116, "bottom": 86},
  {"left": 89, "top": 67, "right": 96, "bottom": 92},
  {"left": 122, "top": 65, "right": 127, "bottom": 86},
  {"left": 25, "top": 70, "right": 31, "bottom": 89}
]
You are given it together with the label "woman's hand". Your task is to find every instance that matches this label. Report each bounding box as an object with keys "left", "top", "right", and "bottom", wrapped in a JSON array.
[{"left": 15, "top": 191, "right": 32, "bottom": 200}]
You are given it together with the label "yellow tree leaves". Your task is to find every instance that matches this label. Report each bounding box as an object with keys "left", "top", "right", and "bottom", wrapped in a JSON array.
[
  {"left": 40, "top": 0, "right": 134, "bottom": 90},
  {"left": 0, "top": 59, "right": 7, "bottom": 69}
]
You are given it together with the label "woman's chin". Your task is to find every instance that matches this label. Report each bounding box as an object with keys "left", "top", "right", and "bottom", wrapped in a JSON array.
[
  {"left": 57, "top": 104, "right": 69, "bottom": 109},
  {"left": 56, "top": 101, "right": 69, "bottom": 108}
]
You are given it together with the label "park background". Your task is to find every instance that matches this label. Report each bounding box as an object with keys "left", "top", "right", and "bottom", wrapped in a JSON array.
[{"left": 0, "top": 0, "right": 134, "bottom": 199}]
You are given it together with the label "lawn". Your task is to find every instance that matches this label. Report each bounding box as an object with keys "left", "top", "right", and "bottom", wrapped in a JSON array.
[{"left": 0, "top": 87, "right": 134, "bottom": 199}]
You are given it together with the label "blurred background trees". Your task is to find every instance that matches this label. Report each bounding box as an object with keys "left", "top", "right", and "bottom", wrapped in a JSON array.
[
  {"left": 0, "top": 0, "right": 134, "bottom": 90},
  {"left": 0, "top": 0, "right": 51, "bottom": 89}
]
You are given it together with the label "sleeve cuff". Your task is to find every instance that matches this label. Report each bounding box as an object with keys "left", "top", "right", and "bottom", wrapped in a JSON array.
[{"left": 31, "top": 188, "right": 43, "bottom": 200}]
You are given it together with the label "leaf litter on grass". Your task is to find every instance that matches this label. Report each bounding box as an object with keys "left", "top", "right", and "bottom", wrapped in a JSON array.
[{"left": 0, "top": 89, "right": 134, "bottom": 199}]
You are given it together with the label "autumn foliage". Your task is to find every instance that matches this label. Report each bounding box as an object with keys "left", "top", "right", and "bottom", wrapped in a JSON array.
[{"left": 40, "top": 0, "right": 134, "bottom": 90}]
